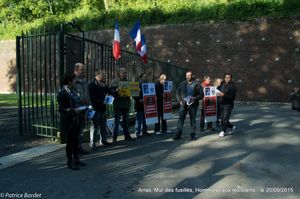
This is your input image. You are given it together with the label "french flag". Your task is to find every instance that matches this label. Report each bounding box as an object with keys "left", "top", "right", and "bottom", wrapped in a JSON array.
[
  {"left": 138, "top": 34, "right": 148, "bottom": 63},
  {"left": 129, "top": 21, "right": 142, "bottom": 52},
  {"left": 113, "top": 20, "right": 121, "bottom": 60}
]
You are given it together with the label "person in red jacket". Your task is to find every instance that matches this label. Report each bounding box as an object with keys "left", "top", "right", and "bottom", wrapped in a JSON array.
[{"left": 200, "top": 76, "right": 213, "bottom": 131}]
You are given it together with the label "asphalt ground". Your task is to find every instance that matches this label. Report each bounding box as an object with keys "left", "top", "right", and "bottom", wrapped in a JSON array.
[{"left": 0, "top": 103, "right": 299, "bottom": 199}]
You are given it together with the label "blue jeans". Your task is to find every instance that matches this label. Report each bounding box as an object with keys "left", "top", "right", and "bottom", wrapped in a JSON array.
[
  {"left": 135, "top": 110, "right": 147, "bottom": 135},
  {"left": 113, "top": 108, "right": 130, "bottom": 140}
]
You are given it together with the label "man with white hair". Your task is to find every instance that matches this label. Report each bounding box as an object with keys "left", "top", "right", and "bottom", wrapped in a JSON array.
[
  {"left": 73, "top": 63, "right": 89, "bottom": 154},
  {"left": 111, "top": 68, "right": 134, "bottom": 144}
]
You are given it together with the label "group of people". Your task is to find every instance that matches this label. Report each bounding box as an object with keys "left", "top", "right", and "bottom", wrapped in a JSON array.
[
  {"left": 57, "top": 63, "right": 237, "bottom": 170},
  {"left": 173, "top": 70, "right": 237, "bottom": 140}
]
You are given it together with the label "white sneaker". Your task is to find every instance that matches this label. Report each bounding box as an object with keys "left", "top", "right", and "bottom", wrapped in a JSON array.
[
  {"left": 227, "top": 125, "right": 236, "bottom": 135},
  {"left": 165, "top": 130, "right": 172, "bottom": 134},
  {"left": 219, "top": 131, "right": 225, "bottom": 137},
  {"left": 89, "top": 142, "right": 93, "bottom": 148},
  {"left": 155, "top": 131, "right": 162, "bottom": 135}
]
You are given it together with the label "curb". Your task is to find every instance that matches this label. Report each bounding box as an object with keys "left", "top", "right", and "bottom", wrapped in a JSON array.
[
  {"left": 0, "top": 144, "right": 65, "bottom": 170},
  {"left": 235, "top": 101, "right": 290, "bottom": 105}
]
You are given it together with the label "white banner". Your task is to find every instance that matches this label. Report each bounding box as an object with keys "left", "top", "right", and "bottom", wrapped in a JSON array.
[{"left": 142, "top": 83, "right": 158, "bottom": 124}]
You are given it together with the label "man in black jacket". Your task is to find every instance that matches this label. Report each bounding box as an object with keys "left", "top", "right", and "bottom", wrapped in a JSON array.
[
  {"left": 174, "top": 71, "right": 204, "bottom": 140},
  {"left": 154, "top": 74, "right": 170, "bottom": 135},
  {"left": 218, "top": 73, "right": 237, "bottom": 137},
  {"left": 88, "top": 70, "right": 113, "bottom": 149}
]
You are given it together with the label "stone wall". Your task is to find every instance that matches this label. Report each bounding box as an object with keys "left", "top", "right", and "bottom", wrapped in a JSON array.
[
  {"left": 86, "top": 17, "right": 300, "bottom": 102},
  {"left": 1, "top": 17, "right": 300, "bottom": 101},
  {"left": 0, "top": 40, "right": 16, "bottom": 93}
]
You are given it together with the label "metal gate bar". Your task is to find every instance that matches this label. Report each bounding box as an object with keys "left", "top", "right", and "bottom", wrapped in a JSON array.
[{"left": 16, "top": 25, "right": 187, "bottom": 138}]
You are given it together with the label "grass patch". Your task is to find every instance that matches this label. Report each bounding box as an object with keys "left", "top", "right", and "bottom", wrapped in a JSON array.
[
  {"left": 0, "top": 93, "right": 56, "bottom": 108},
  {"left": 0, "top": 93, "right": 18, "bottom": 107}
]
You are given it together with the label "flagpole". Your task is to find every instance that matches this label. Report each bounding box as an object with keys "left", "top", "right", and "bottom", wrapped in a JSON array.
[{"left": 114, "top": 59, "right": 117, "bottom": 80}]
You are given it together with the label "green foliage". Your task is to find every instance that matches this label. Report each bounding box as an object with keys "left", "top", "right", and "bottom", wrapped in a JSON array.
[
  {"left": 0, "top": 93, "right": 17, "bottom": 107},
  {"left": 0, "top": 0, "right": 300, "bottom": 39}
]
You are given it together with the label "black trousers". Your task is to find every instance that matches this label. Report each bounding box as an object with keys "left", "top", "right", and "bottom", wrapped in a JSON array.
[
  {"left": 220, "top": 104, "right": 234, "bottom": 132},
  {"left": 177, "top": 104, "right": 198, "bottom": 134},
  {"left": 61, "top": 114, "right": 80, "bottom": 163},
  {"left": 200, "top": 109, "right": 212, "bottom": 130},
  {"left": 155, "top": 108, "right": 167, "bottom": 132},
  {"left": 66, "top": 123, "right": 80, "bottom": 163},
  {"left": 113, "top": 108, "right": 130, "bottom": 140}
]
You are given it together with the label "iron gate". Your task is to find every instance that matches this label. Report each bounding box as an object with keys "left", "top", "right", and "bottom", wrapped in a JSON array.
[{"left": 16, "top": 23, "right": 187, "bottom": 138}]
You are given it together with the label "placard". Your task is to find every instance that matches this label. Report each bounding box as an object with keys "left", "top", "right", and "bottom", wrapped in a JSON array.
[
  {"left": 142, "top": 83, "right": 158, "bottom": 124},
  {"left": 117, "top": 81, "right": 140, "bottom": 97},
  {"left": 203, "top": 86, "right": 217, "bottom": 122},
  {"left": 163, "top": 81, "right": 173, "bottom": 119},
  {"left": 164, "top": 81, "right": 173, "bottom": 92}
]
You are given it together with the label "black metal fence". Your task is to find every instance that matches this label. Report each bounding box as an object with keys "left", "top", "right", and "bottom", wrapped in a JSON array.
[{"left": 16, "top": 25, "right": 187, "bottom": 138}]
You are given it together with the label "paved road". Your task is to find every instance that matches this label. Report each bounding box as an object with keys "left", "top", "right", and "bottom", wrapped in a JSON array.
[
  {"left": 0, "top": 104, "right": 299, "bottom": 199},
  {"left": 0, "top": 108, "right": 52, "bottom": 157}
]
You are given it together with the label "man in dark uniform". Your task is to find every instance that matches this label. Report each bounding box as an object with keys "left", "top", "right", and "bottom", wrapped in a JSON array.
[{"left": 88, "top": 70, "right": 113, "bottom": 149}]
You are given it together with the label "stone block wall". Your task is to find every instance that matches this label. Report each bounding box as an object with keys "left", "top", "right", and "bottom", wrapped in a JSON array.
[
  {"left": 1, "top": 17, "right": 300, "bottom": 102},
  {"left": 0, "top": 40, "right": 16, "bottom": 93},
  {"left": 86, "top": 17, "right": 300, "bottom": 102}
]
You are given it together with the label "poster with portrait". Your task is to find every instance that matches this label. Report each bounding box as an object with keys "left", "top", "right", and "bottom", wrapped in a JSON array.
[
  {"left": 142, "top": 83, "right": 158, "bottom": 124},
  {"left": 117, "top": 81, "right": 140, "bottom": 97},
  {"left": 203, "top": 86, "right": 217, "bottom": 122},
  {"left": 163, "top": 81, "right": 173, "bottom": 119},
  {"left": 106, "top": 118, "right": 123, "bottom": 135}
]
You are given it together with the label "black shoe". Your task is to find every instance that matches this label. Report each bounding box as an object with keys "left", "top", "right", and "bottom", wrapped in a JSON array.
[
  {"left": 173, "top": 133, "right": 181, "bottom": 140},
  {"left": 91, "top": 145, "right": 97, "bottom": 151},
  {"left": 112, "top": 138, "right": 117, "bottom": 145},
  {"left": 143, "top": 131, "right": 152, "bottom": 136},
  {"left": 75, "top": 161, "right": 86, "bottom": 166},
  {"left": 125, "top": 136, "right": 135, "bottom": 141},
  {"left": 102, "top": 140, "right": 112, "bottom": 146},
  {"left": 78, "top": 148, "right": 89, "bottom": 155},
  {"left": 67, "top": 162, "right": 80, "bottom": 170},
  {"left": 190, "top": 133, "right": 196, "bottom": 140}
]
